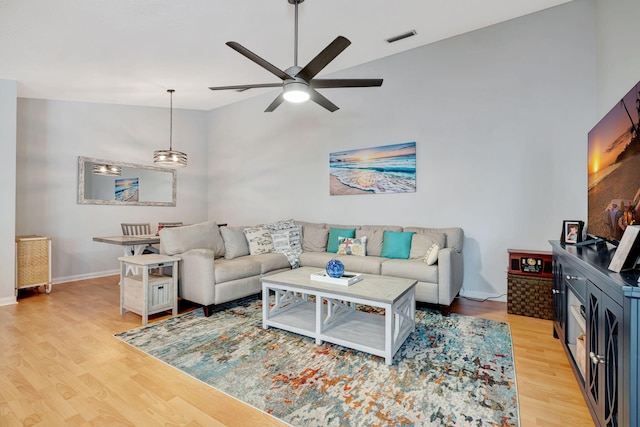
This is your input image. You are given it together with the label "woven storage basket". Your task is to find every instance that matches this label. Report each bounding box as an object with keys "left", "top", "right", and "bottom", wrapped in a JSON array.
[
  {"left": 15, "top": 235, "right": 51, "bottom": 289},
  {"left": 507, "top": 273, "right": 553, "bottom": 320}
]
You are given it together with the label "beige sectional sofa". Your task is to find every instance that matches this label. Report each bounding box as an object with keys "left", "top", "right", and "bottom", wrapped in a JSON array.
[{"left": 159, "top": 219, "right": 464, "bottom": 316}]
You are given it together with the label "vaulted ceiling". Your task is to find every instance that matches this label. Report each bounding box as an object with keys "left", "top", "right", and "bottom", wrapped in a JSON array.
[{"left": 0, "top": 0, "right": 573, "bottom": 110}]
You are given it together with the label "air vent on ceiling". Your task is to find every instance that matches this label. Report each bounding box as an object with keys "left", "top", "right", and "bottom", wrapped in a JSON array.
[{"left": 386, "top": 30, "right": 417, "bottom": 44}]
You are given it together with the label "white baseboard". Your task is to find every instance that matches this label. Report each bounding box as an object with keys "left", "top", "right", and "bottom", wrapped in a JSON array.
[
  {"left": 0, "top": 295, "right": 17, "bottom": 307},
  {"left": 0, "top": 271, "right": 118, "bottom": 307},
  {"left": 53, "top": 269, "right": 119, "bottom": 285}
]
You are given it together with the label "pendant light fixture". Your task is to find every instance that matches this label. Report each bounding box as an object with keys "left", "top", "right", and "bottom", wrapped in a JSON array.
[
  {"left": 92, "top": 164, "right": 121, "bottom": 176},
  {"left": 153, "top": 89, "right": 187, "bottom": 168}
]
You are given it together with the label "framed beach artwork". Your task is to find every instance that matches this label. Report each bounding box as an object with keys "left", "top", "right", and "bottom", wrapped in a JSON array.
[
  {"left": 115, "top": 178, "right": 139, "bottom": 202},
  {"left": 329, "top": 142, "right": 416, "bottom": 196}
]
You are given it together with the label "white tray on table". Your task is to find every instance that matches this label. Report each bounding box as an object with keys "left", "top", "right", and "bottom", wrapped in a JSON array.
[{"left": 310, "top": 271, "right": 363, "bottom": 286}]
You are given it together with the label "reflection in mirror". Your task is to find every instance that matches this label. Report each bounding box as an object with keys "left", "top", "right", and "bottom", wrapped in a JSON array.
[{"left": 78, "top": 156, "right": 176, "bottom": 206}]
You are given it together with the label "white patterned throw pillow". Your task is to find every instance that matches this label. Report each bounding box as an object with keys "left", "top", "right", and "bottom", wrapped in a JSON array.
[
  {"left": 243, "top": 226, "right": 275, "bottom": 255},
  {"left": 264, "top": 219, "right": 302, "bottom": 268},
  {"left": 270, "top": 230, "right": 292, "bottom": 251},
  {"left": 337, "top": 236, "right": 367, "bottom": 256},
  {"left": 264, "top": 220, "right": 301, "bottom": 248},
  {"left": 424, "top": 242, "right": 441, "bottom": 265}
]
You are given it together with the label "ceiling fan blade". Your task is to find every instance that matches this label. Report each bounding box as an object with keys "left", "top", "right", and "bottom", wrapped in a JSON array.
[
  {"left": 310, "top": 78, "right": 384, "bottom": 89},
  {"left": 265, "top": 94, "right": 285, "bottom": 112},
  {"left": 226, "top": 41, "right": 293, "bottom": 81},
  {"left": 296, "top": 36, "right": 351, "bottom": 82},
  {"left": 208, "top": 83, "right": 282, "bottom": 91},
  {"left": 309, "top": 89, "right": 339, "bottom": 112}
]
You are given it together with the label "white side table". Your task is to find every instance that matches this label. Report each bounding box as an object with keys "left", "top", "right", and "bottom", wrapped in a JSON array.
[{"left": 118, "top": 254, "right": 180, "bottom": 325}]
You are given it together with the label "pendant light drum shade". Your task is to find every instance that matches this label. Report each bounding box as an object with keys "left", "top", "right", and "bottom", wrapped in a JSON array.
[
  {"left": 92, "top": 164, "right": 121, "bottom": 176},
  {"left": 154, "top": 89, "right": 187, "bottom": 168},
  {"left": 154, "top": 149, "right": 187, "bottom": 167}
]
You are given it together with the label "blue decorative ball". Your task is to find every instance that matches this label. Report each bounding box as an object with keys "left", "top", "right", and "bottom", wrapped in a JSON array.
[{"left": 326, "top": 259, "right": 345, "bottom": 278}]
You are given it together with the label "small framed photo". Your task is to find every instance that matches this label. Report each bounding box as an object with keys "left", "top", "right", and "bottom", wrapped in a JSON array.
[{"left": 562, "top": 220, "right": 584, "bottom": 244}]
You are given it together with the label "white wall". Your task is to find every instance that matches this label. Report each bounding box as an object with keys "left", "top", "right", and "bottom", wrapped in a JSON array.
[
  {"left": 14, "top": 0, "right": 639, "bottom": 302},
  {"left": 15, "top": 99, "right": 209, "bottom": 282},
  {"left": 596, "top": 0, "right": 640, "bottom": 115},
  {"left": 207, "top": 0, "right": 597, "bottom": 299},
  {"left": 0, "top": 79, "right": 17, "bottom": 305}
]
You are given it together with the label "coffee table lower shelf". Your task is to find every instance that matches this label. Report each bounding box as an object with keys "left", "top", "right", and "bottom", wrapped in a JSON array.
[{"left": 262, "top": 280, "right": 415, "bottom": 365}]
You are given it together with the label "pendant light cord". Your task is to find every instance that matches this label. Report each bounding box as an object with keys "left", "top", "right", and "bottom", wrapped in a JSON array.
[
  {"left": 154, "top": 88, "right": 186, "bottom": 167},
  {"left": 293, "top": 0, "right": 299, "bottom": 67},
  {"left": 168, "top": 89, "right": 174, "bottom": 151}
]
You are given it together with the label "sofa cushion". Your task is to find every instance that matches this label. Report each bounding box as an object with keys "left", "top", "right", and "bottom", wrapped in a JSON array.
[
  {"left": 295, "top": 220, "right": 327, "bottom": 230},
  {"left": 214, "top": 257, "right": 262, "bottom": 283},
  {"left": 337, "top": 236, "right": 367, "bottom": 256},
  {"left": 160, "top": 221, "right": 225, "bottom": 258},
  {"left": 404, "top": 226, "right": 464, "bottom": 253},
  {"left": 299, "top": 251, "right": 336, "bottom": 269},
  {"left": 220, "top": 226, "right": 250, "bottom": 260},
  {"left": 336, "top": 255, "right": 385, "bottom": 275},
  {"left": 382, "top": 259, "right": 438, "bottom": 283},
  {"left": 409, "top": 232, "right": 446, "bottom": 260},
  {"left": 327, "top": 227, "right": 356, "bottom": 253},
  {"left": 357, "top": 225, "right": 402, "bottom": 257},
  {"left": 327, "top": 223, "right": 361, "bottom": 231},
  {"left": 381, "top": 230, "right": 415, "bottom": 259},
  {"left": 246, "top": 253, "right": 291, "bottom": 274},
  {"left": 243, "top": 226, "right": 274, "bottom": 255},
  {"left": 298, "top": 223, "right": 329, "bottom": 252}
]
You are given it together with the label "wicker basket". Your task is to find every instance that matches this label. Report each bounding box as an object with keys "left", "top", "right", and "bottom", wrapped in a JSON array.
[
  {"left": 15, "top": 235, "right": 52, "bottom": 292},
  {"left": 507, "top": 273, "right": 553, "bottom": 320}
]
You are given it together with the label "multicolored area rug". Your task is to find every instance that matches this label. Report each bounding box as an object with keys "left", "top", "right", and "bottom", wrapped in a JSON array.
[{"left": 115, "top": 296, "right": 519, "bottom": 426}]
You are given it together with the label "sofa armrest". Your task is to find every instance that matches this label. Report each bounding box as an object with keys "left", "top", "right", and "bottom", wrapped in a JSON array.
[
  {"left": 437, "top": 247, "right": 464, "bottom": 306},
  {"left": 176, "top": 249, "right": 216, "bottom": 306}
]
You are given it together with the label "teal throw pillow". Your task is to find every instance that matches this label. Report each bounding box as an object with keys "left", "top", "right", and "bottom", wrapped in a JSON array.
[
  {"left": 381, "top": 230, "right": 416, "bottom": 259},
  {"left": 327, "top": 227, "right": 356, "bottom": 253}
]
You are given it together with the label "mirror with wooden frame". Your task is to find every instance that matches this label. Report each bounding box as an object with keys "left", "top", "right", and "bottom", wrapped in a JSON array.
[{"left": 78, "top": 156, "right": 176, "bottom": 206}]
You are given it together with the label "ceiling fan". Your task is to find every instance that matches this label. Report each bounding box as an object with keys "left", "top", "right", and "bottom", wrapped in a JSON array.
[{"left": 208, "top": 0, "right": 383, "bottom": 112}]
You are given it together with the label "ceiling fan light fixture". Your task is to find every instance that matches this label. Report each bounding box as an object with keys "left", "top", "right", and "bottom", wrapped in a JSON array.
[
  {"left": 153, "top": 89, "right": 187, "bottom": 168},
  {"left": 283, "top": 80, "right": 310, "bottom": 103},
  {"left": 208, "top": 0, "right": 381, "bottom": 112}
]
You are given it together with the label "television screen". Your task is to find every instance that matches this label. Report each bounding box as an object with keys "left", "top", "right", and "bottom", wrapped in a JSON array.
[{"left": 588, "top": 80, "right": 640, "bottom": 243}]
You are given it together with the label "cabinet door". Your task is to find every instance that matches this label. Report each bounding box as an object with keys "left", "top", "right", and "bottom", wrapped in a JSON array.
[
  {"left": 552, "top": 258, "right": 566, "bottom": 340},
  {"left": 586, "top": 285, "right": 623, "bottom": 427}
]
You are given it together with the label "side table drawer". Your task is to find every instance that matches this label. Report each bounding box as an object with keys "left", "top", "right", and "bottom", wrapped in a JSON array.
[
  {"left": 149, "top": 279, "right": 172, "bottom": 309},
  {"left": 124, "top": 275, "right": 173, "bottom": 314}
]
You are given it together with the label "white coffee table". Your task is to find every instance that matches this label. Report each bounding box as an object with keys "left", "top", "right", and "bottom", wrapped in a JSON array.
[{"left": 261, "top": 266, "right": 416, "bottom": 365}]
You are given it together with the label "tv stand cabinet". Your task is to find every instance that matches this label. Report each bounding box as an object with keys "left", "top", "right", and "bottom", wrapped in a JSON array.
[{"left": 550, "top": 240, "right": 640, "bottom": 427}]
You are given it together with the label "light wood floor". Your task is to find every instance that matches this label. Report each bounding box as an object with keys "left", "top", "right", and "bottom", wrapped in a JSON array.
[{"left": 0, "top": 277, "right": 594, "bottom": 426}]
